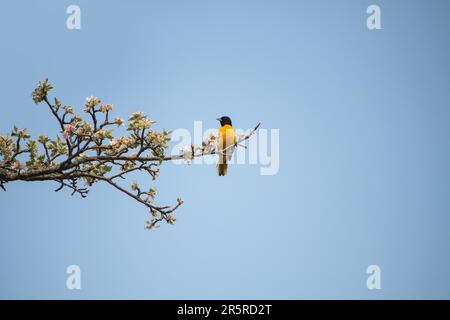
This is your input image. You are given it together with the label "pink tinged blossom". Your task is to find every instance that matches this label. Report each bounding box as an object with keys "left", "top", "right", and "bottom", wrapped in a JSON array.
[
  {"left": 109, "top": 139, "right": 119, "bottom": 147},
  {"left": 115, "top": 117, "right": 124, "bottom": 126},
  {"left": 62, "top": 124, "right": 77, "bottom": 139},
  {"left": 11, "top": 162, "right": 26, "bottom": 170},
  {"left": 85, "top": 96, "right": 102, "bottom": 111},
  {"left": 99, "top": 103, "right": 113, "bottom": 113}
]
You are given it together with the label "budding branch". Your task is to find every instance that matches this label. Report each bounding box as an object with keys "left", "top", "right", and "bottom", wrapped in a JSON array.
[{"left": 0, "top": 79, "right": 260, "bottom": 230}]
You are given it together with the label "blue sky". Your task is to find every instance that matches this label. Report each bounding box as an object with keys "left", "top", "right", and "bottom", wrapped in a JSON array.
[{"left": 0, "top": 0, "right": 450, "bottom": 299}]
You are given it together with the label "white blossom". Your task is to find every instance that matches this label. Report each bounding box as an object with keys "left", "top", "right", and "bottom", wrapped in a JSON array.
[{"left": 182, "top": 144, "right": 194, "bottom": 161}]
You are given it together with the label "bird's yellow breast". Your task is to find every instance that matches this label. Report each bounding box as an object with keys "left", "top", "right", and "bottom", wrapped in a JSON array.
[{"left": 218, "top": 124, "right": 236, "bottom": 146}]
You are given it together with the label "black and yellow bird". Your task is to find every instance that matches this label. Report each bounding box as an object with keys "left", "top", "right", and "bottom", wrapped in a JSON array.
[{"left": 216, "top": 116, "right": 236, "bottom": 176}]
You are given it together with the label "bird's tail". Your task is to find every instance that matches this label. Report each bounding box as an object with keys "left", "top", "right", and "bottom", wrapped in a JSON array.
[
  {"left": 217, "top": 163, "right": 227, "bottom": 176},
  {"left": 217, "top": 155, "right": 227, "bottom": 176}
]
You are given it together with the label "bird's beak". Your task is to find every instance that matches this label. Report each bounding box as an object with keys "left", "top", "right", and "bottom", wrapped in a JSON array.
[{"left": 216, "top": 118, "right": 221, "bottom": 122}]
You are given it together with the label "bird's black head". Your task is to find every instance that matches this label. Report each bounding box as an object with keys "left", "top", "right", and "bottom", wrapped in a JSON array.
[{"left": 217, "top": 116, "right": 232, "bottom": 126}]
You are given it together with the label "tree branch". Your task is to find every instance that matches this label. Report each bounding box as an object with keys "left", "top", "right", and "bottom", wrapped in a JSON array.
[{"left": 0, "top": 79, "right": 261, "bottom": 230}]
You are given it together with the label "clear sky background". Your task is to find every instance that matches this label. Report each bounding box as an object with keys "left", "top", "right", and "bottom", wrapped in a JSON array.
[{"left": 0, "top": 0, "right": 449, "bottom": 299}]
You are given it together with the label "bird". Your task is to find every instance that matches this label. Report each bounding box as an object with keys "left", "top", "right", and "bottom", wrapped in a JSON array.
[{"left": 216, "top": 116, "right": 236, "bottom": 176}]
